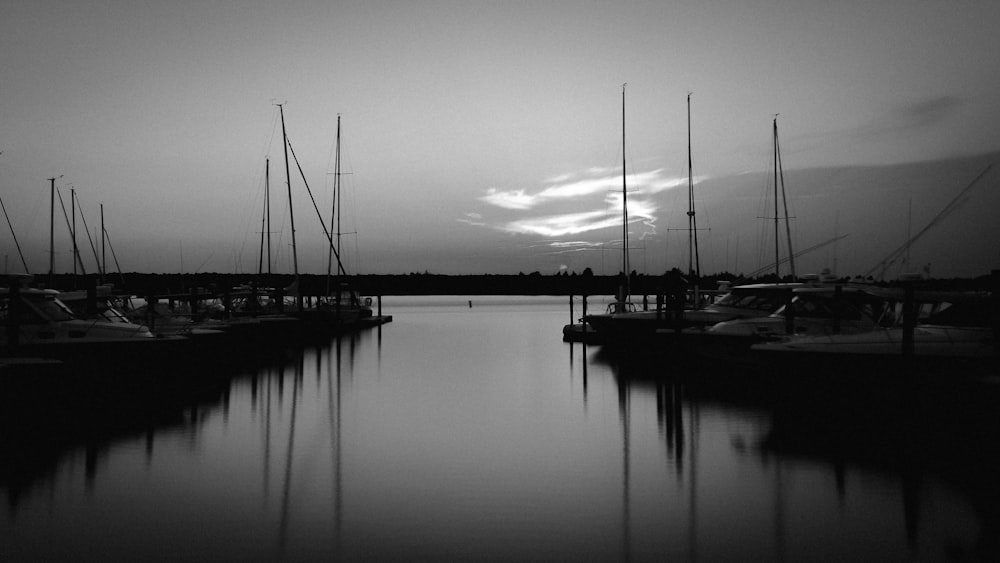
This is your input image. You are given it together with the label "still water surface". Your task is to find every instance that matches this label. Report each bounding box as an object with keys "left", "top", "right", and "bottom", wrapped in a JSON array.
[{"left": 3, "top": 297, "right": 984, "bottom": 560}]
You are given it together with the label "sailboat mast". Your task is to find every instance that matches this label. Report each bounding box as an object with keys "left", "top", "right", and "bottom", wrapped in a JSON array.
[
  {"left": 327, "top": 115, "right": 342, "bottom": 289},
  {"left": 266, "top": 157, "right": 272, "bottom": 277},
  {"left": 71, "top": 188, "right": 78, "bottom": 277},
  {"left": 49, "top": 177, "right": 55, "bottom": 281},
  {"left": 258, "top": 159, "right": 266, "bottom": 275},
  {"left": 773, "top": 118, "right": 780, "bottom": 281},
  {"left": 687, "top": 93, "right": 700, "bottom": 279},
  {"left": 621, "top": 84, "right": 630, "bottom": 288},
  {"left": 336, "top": 116, "right": 342, "bottom": 267},
  {"left": 776, "top": 122, "right": 795, "bottom": 279},
  {"left": 258, "top": 157, "right": 271, "bottom": 276},
  {"left": 278, "top": 104, "right": 301, "bottom": 310},
  {"left": 100, "top": 204, "right": 105, "bottom": 284}
]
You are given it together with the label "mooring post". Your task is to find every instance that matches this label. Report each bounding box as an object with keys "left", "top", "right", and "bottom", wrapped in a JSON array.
[
  {"left": 146, "top": 291, "right": 157, "bottom": 330},
  {"left": 189, "top": 289, "right": 199, "bottom": 318},
  {"left": 582, "top": 295, "right": 588, "bottom": 334},
  {"left": 7, "top": 281, "right": 20, "bottom": 349},
  {"left": 570, "top": 295, "right": 575, "bottom": 324},
  {"left": 784, "top": 290, "right": 795, "bottom": 335},
  {"left": 902, "top": 281, "right": 916, "bottom": 358},
  {"left": 86, "top": 276, "right": 98, "bottom": 316},
  {"left": 992, "top": 270, "right": 999, "bottom": 350},
  {"left": 832, "top": 284, "right": 842, "bottom": 334},
  {"left": 223, "top": 289, "right": 232, "bottom": 319}
]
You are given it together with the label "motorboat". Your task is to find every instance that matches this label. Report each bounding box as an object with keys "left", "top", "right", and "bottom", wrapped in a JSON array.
[
  {"left": 2, "top": 285, "right": 155, "bottom": 346},
  {"left": 730, "top": 288, "right": 997, "bottom": 377},
  {"left": 584, "top": 281, "right": 808, "bottom": 345},
  {"left": 0, "top": 280, "right": 194, "bottom": 374}
]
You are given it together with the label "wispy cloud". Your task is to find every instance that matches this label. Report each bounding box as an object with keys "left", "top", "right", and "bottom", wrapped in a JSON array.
[
  {"left": 481, "top": 167, "right": 691, "bottom": 211},
  {"left": 548, "top": 241, "right": 605, "bottom": 249},
  {"left": 793, "top": 95, "right": 969, "bottom": 156},
  {"left": 472, "top": 165, "right": 698, "bottom": 244},
  {"left": 480, "top": 189, "right": 536, "bottom": 210},
  {"left": 503, "top": 210, "right": 618, "bottom": 237},
  {"left": 456, "top": 212, "right": 487, "bottom": 226}
]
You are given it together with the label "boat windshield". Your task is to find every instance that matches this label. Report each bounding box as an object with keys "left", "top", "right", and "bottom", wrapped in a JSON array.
[
  {"left": 713, "top": 290, "right": 788, "bottom": 313},
  {"left": 5, "top": 294, "right": 77, "bottom": 322},
  {"left": 773, "top": 291, "right": 888, "bottom": 322},
  {"left": 780, "top": 294, "right": 863, "bottom": 320}
]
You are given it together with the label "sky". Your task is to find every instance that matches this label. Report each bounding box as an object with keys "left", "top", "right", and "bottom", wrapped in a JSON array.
[{"left": 2, "top": 0, "right": 1000, "bottom": 279}]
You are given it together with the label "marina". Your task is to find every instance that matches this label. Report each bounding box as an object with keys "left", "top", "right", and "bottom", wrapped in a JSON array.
[
  {"left": 2, "top": 296, "right": 997, "bottom": 560},
  {"left": 0, "top": 296, "right": 998, "bottom": 561},
  {"left": 4, "top": 2, "right": 1000, "bottom": 559}
]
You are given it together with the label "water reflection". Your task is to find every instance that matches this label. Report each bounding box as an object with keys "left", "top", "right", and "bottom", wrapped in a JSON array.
[
  {"left": 590, "top": 340, "right": 994, "bottom": 561},
  {"left": 2, "top": 300, "right": 992, "bottom": 561}
]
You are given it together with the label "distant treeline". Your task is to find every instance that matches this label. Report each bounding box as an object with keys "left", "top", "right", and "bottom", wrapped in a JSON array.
[{"left": 37, "top": 269, "right": 999, "bottom": 297}]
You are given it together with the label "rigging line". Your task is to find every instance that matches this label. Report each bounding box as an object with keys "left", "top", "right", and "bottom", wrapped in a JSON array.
[
  {"left": 865, "top": 163, "right": 993, "bottom": 278},
  {"left": 285, "top": 136, "right": 347, "bottom": 276},
  {"left": 194, "top": 252, "right": 214, "bottom": 274},
  {"left": 747, "top": 234, "right": 849, "bottom": 278},
  {"left": 55, "top": 188, "right": 87, "bottom": 276},
  {"left": 775, "top": 122, "right": 795, "bottom": 278},
  {"left": 754, "top": 142, "right": 773, "bottom": 275},
  {"left": 73, "top": 193, "right": 104, "bottom": 277},
  {"left": 687, "top": 92, "right": 700, "bottom": 279},
  {"left": 0, "top": 195, "right": 30, "bottom": 273},
  {"left": 101, "top": 226, "right": 126, "bottom": 289}
]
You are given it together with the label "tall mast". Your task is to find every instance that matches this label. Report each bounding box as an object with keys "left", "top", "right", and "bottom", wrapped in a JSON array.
[
  {"left": 48, "top": 177, "right": 56, "bottom": 281},
  {"left": 258, "top": 160, "right": 265, "bottom": 275},
  {"left": 267, "top": 156, "right": 272, "bottom": 277},
  {"left": 278, "top": 104, "right": 301, "bottom": 310},
  {"left": 327, "top": 115, "right": 342, "bottom": 291},
  {"left": 71, "top": 187, "right": 78, "bottom": 277},
  {"left": 258, "top": 157, "right": 271, "bottom": 276},
  {"left": 773, "top": 117, "right": 780, "bottom": 281},
  {"left": 687, "top": 93, "right": 700, "bottom": 279},
  {"left": 776, "top": 120, "right": 795, "bottom": 279},
  {"left": 336, "top": 116, "right": 342, "bottom": 267},
  {"left": 621, "top": 84, "right": 630, "bottom": 293},
  {"left": 100, "top": 204, "right": 105, "bottom": 284}
]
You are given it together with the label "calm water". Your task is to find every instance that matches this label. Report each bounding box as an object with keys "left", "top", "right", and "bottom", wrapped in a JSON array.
[{"left": 2, "top": 296, "right": 990, "bottom": 561}]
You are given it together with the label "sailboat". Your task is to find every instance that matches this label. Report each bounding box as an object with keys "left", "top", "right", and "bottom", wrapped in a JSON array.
[
  {"left": 277, "top": 110, "right": 375, "bottom": 332},
  {"left": 576, "top": 92, "right": 702, "bottom": 343},
  {"left": 317, "top": 115, "right": 373, "bottom": 324}
]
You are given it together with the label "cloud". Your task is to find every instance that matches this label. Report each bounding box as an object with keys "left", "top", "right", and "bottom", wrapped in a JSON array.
[
  {"left": 548, "top": 241, "right": 605, "bottom": 249},
  {"left": 481, "top": 167, "right": 691, "bottom": 211},
  {"left": 502, "top": 210, "right": 617, "bottom": 237},
  {"left": 456, "top": 212, "right": 486, "bottom": 227},
  {"left": 472, "top": 165, "right": 698, "bottom": 247},
  {"left": 480, "top": 188, "right": 536, "bottom": 210},
  {"left": 895, "top": 96, "right": 964, "bottom": 129}
]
